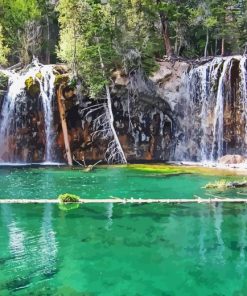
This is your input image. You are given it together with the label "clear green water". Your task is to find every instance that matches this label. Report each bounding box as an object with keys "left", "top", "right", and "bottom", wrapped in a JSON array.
[
  {"left": 1, "top": 203, "right": 247, "bottom": 295},
  {"left": 1, "top": 166, "right": 247, "bottom": 295},
  {"left": 0, "top": 166, "right": 245, "bottom": 199}
]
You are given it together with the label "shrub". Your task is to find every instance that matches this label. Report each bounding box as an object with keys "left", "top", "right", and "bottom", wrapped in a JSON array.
[{"left": 58, "top": 193, "right": 80, "bottom": 203}]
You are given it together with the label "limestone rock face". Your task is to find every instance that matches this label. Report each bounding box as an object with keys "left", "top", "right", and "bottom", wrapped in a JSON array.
[
  {"left": 1, "top": 56, "right": 246, "bottom": 164},
  {"left": 218, "top": 155, "right": 246, "bottom": 164}
]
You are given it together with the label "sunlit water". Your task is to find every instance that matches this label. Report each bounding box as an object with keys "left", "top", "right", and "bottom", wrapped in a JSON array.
[
  {"left": 0, "top": 166, "right": 245, "bottom": 199},
  {"left": 1, "top": 203, "right": 247, "bottom": 295}
]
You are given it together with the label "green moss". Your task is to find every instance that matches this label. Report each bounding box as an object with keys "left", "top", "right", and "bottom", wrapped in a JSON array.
[
  {"left": 35, "top": 72, "right": 42, "bottom": 80},
  {"left": 204, "top": 178, "right": 247, "bottom": 189},
  {"left": 54, "top": 74, "right": 69, "bottom": 86},
  {"left": 204, "top": 179, "right": 229, "bottom": 189},
  {"left": 124, "top": 164, "right": 247, "bottom": 176},
  {"left": 58, "top": 193, "right": 80, "bottom": 203},
  {"left": 25, "top": 76, "right": 40, "bottom": 97},
  {"left": 58, "top": 203, "right": 80, "bottom": 211}
]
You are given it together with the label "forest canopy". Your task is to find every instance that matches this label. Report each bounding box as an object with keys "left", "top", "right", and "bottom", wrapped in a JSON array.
[{"left": 0, "top": 0, "right": 246, "bottom": 88}]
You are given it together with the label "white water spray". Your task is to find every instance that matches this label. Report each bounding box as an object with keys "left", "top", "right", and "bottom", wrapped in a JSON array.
[{"left": 0, "top": 61, "right": 55, "bottom": 163}]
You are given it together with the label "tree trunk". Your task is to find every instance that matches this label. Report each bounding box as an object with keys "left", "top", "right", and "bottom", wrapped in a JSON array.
[
  {"left": 215, "top": 38, "right": 218, "bottom": 56},
  {"left": 221, "top": 38, "right": 225, "bottom": 56},
  {"left": 57, "top": 86, "right": 73, "bottom": 166},
  {"left": 97, "top": 45, "right": 127, "bottom": 164},
  {"left": 157, "top": 0, "right": 174, "bottom": 57},
  {"left": 46, "top": 15, "right": 50, "bottom": 64},
  {"left": 204, "top": 29, "right": 209, "bottom": 57}
]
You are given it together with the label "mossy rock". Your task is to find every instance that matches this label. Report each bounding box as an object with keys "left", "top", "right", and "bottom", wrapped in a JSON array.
[
  {"left": 35, "top": 72, "right": 42, "bottom": 80},
  {"left": 25, "top": 75, "right": 41, "bottom": 97},
  {"left": 54, "top": 74, "right": 69, "bottom": 86},
  {"left": 204, "top": 178, "right": 247, "bottom": 189},
  {"left": 0, "top": 71, "right": 9, "bottom": 90},
  {"left": 58, "top": 193, "right": 80, "bottom": 203}
]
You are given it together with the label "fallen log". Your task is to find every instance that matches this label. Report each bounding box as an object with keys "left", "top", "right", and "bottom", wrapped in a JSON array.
[
  {"left": 7, "top": 62, "right": 23, "bottom": 71},
  {"left": 0, "top": 198, "right": 247, "bottom": 204}
]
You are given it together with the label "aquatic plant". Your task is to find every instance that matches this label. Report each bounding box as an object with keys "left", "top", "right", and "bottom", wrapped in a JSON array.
[
  {"left": 204, "top": 179, "right": 229, "bottom": 189},
  {"left": 58, "top": 193, "right": 80, "bottom": 203},
  {"left": 58, "top": 203, "right": 80, "bottom": 211},
  {"left": 204, "top": 179, "right": 247, "bottom": 189}
]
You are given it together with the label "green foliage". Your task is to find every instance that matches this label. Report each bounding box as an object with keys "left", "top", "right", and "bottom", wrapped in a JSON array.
[
  {"left": 0, "top": 0, "right": 58, "bottom": 64},
  {"left": 0, "top": 0, "right": 246, "bottom": 67},
  {"left": 0, "top": 72, "right": 9, "bottom": 90},
  {"left": 58, "top": 193, "right": 80, "bottom": 203},
  {"left": 57, "top": 0, "right": 162, "bottom": 97},
  {"left": 0, "top": 25, "right": 9, "bottom": 65}
]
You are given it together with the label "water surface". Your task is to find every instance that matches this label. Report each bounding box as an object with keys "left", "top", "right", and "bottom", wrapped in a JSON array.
[
  {"left": 0, "top": 203, "right": 247, "bottom": 295},
  {"left": 0, "top": 166, "right": 245, "bottom": 199}
]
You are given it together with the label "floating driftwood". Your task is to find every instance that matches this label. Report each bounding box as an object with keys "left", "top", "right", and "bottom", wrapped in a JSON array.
[{"left": 0, "top": 198, "right": 247, "bottom": 204}]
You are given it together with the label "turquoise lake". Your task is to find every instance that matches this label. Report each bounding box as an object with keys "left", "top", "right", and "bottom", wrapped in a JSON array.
[{"left": 0, "top": 166, "right": 247, "bottom": 295}]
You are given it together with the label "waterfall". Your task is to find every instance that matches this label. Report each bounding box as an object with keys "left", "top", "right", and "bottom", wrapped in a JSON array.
[
  {"left": 0, "top": 61, "right": 56, "bottom": 163},
  {"left": 210, "top": 57, "right": 232, "bottom": 161},
  {"left": 240, "top": 56, "right": 247, "bottom": 146},
  {"left": 175, "top": 55, "right": 247, "bottom": 162},
  {"left": 38, "top": 66, "right": 55, "bottom": 162}
]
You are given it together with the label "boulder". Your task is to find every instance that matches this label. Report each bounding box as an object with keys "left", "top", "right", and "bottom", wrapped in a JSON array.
[{"left": 218, "top": 154, "right": 246, "bottom": 164}]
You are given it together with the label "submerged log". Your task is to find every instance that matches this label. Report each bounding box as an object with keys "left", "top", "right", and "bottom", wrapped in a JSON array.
[
  {"left": 57, "top": 85, "right": 73, "bottom": 166},
  {"left": 0, "top": 198, "right": 247, "bottom": 204}
]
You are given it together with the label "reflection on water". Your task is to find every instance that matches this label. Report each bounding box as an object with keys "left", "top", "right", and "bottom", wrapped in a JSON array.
[
  {"left": 39, "top": 204, "right": 58, "bottom": 277},
  {"left": 213, "top": 203, "right": 225, "bottom": 264},
  {"left": 105, "top": 203, "right": 113, "bottom": 230},
  {"left": 0, "top": 204, "right": 58, "bottom": 293},
  {"left": 237, "top": 206, "right": 247, "bottom": 277},
  {"left": 0, "top": 204, "right": 247, "bottom": 295}
]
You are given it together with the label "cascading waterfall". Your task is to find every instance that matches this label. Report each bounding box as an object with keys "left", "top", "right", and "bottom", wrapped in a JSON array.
[
  {"left": 38, "top": 66, "right": 55, "bottom": 162},
  {"left": 240, "top": 57, "right": 247, "bottom": 145},
  {"left": 210, "top": 57, "right": 232, "bottom": 161},
  {"left": 0, "top": 61, "right": 56, "bottom": 163},
  {"left": 175, "top": 55, "right": 247, "bottom": 162}
]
